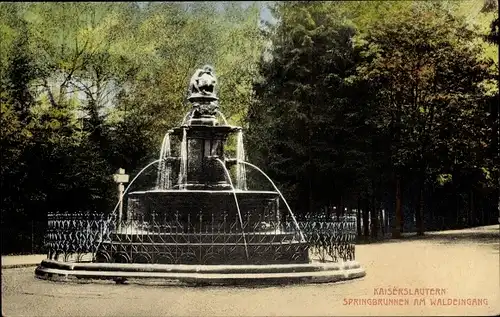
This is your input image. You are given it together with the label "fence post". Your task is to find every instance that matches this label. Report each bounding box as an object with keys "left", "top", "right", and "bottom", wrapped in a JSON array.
[{"left": 113, "top": 168, "right": 130, "bottom": 231}]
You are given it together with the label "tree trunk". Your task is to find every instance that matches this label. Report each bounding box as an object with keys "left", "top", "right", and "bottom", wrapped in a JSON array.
[
  {"left": 481, "top": 196, "right": 485, "bottom": 225},
  {"left": 429, "top": 186, "right": 434, "bottom": 231},
  {"left": 362, "top": 199, "right": 370, "bottom": 240},
  {"left": 497, "top": 168, "right": 500, "bottom": 225},
  {"left": 308, "top": 177, "right": 313, "bottom": 214},
  {"left": 416, "top": 183, "right": 425, "bottom": 236},
  {"left": 379, "top": 206, "right": 385, "bottom": 237},
  {"left": 470, "top": 189, "right": 475, "bottom": 226},
  {"left": 356, "top": 198, "right": 362, "bottom": 237},
  {"left": 371, "top": 183, "right": 378, "bottom": 239},
  {"left": 307, "top": 103, "right": 313, "bottom": 215},
  {"left": 392, "top": 176, "right": 402, "bottom": 238},
  {"left": 340, "top": 195, "right": 344, "bottom": 217},
  {"left": 335, "top": 198, "right": 341, "bottom": 219},
  {"left": 378, "top": 177, "right": 384, "bottom": 236}
]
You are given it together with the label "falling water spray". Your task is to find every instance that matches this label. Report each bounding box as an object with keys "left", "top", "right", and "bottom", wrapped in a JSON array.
[
  {"left": 216, "top": 110, "right": 229, "bottom": 125},
  {"left": 156, "top": 134, "right": 167, "bottom": 189},
  {"left": 235, "top": 130, "right": 247, "bottom": 190},
  {"left": 163, "top": 132, "right": 172, "bottom": 189},
  {"left": 215, "top": 158, "right": 249, "bottom": 260},
  {"left": 156, "top": 132, "right": 172, "bottom": 189},
  {"left": 178, "top": 128, "right": 188, "bottom": 189},
  {"left": 239, "top": 161, "right": 306, "bottom": 242}
]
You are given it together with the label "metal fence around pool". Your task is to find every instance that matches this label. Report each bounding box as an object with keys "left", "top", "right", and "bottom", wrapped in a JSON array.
[
  {"left": 2, "top": 220, "right": 47, "bottom": 255},
  {"left": 43, "top": 211, "right": 357, "bottom": 264}
]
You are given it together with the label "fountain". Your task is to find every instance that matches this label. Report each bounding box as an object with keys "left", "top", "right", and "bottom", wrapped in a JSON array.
[{"left": 35, "top": 65, "right": 365, "bottom": 285}]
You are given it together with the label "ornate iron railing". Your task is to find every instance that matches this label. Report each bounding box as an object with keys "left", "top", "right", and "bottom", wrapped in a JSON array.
[
  {"left": 45, "top": 212, "right": 113, "bottom": 262},
  {"left": 44, "top": 211, "right": 356, "bottom": 264},
  {"left": 297, "top": 213, "right": 357, "bottom": 262}
]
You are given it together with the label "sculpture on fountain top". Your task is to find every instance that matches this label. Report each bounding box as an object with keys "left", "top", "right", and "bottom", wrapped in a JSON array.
[
  {"left": 188, "top": 65, "right": 218, "bottom": 99},
  {"left": 188, "top": 65, "right": 219, "bottom": 124}
]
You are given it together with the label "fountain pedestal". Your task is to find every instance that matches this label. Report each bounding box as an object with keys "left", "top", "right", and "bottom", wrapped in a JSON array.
[{"left": 171, "top": 125, "right": 240, "bottom": 190}]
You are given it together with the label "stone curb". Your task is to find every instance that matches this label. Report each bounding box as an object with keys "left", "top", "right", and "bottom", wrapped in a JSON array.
[
  {"left": 39, "top": 259, "right": 361, "bottom": 273},
  {"left": 35, "top": 267, "right": 367, "bottom": 286}
]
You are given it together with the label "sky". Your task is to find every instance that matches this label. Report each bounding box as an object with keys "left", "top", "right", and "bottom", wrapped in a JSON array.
[
  {"left": 258, "top": 1, "right": 276, "bottom": 24},
  {"left": 136, "top": 1, "right": 277, "bottom": 24}
]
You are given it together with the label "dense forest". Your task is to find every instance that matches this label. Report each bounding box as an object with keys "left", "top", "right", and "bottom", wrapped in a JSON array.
[{"left": 1, "top": 1, "right": 498, "bottom": 254}]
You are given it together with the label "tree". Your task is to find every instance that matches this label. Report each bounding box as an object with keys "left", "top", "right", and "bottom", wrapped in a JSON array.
[
  {"left": 248, "top": 2, "right": 369, "bottom": 214},
  {"left": 352, "top": 2, "right": 496, "bottom": 235},
  {"left": 248, "top": 1, "right": 498, "bottom": 238}
]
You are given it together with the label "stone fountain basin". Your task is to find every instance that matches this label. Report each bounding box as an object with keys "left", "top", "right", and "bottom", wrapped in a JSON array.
[
  {"left": 126, "top": 189, "right": 283, "bottom": 225},
  {"left": 35, "top": 259, "right": 366, "bottom": 286}
]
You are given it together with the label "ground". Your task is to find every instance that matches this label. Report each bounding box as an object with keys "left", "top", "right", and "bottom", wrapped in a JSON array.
[{"left": 2, "top": 225, "right": 499, "bottom": 316}]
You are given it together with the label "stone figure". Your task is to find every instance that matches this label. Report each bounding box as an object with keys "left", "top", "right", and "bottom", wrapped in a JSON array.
[
  {"left": 188, "top": 65, "right": 217, "bottom": 98},
  {"left": 187, "top": 65, "right": 219, "bottom": 121}
]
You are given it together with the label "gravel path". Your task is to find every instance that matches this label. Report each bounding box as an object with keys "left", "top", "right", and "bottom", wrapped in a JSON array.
[{"left": 2, "top": 225, "right": 499, "bottom": 316}]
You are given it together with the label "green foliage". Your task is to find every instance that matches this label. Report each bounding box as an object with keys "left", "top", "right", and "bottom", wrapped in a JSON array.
[
  {"left": 1, "top": 2, "right": 265, "bottom": 253},
  {"left": 111, "top": 2, "right": 265, "bottom": 157},
  {"left": 353, "top": 3, "right": 495, "bottom": 173},
  {"left": 436, "top": 174, "right": 453, "bottom": 186},
  {"left": 249, "top": 0, "right": 498, "bottom": 228},
  {"left": 248, "top": 1, "right": 366, "bottom": 211}
]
